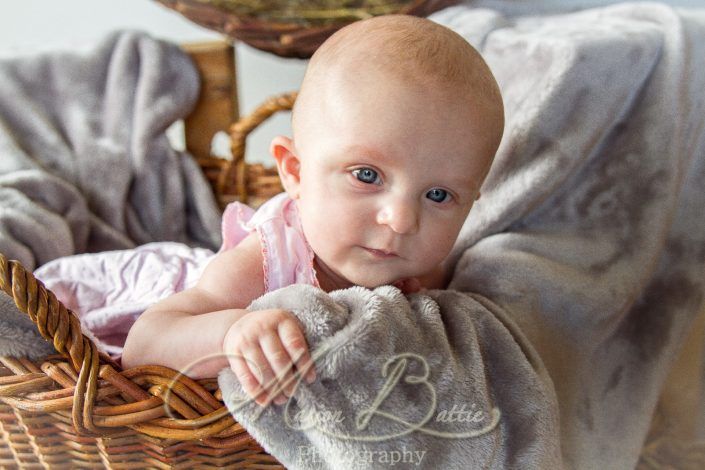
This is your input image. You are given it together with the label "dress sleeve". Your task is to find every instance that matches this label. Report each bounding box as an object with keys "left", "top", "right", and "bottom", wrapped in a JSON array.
[
  {"left": 252, "top": 193, "right": 320, "bottom": 292},
  {"left": 219, "top": 202, "right": 256, "bottom": 253}
]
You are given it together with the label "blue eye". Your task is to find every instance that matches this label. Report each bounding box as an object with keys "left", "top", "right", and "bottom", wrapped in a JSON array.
[
  {"left": 427, "top": 188, "right": 450, "bottom": 203},
  {"left": 352, "top": 168, "right": 381, "bottom": 185}
]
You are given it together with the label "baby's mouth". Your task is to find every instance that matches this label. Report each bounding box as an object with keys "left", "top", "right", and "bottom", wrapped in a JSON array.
[{"left": 363, "top": 247, "right": 400, "bottom": 259}]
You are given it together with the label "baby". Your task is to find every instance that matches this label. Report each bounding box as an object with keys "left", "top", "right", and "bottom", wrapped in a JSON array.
[{"left": 122, "top": 14, "right": 504, "bottom": 408}]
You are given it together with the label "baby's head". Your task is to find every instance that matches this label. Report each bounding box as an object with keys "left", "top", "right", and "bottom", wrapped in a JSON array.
[{"left": 270, "top": 14, "right": 504, "bottom": 290}]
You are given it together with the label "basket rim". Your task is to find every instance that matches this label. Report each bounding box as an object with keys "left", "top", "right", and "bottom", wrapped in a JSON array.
[
  {"left": 159, "top": 0, "right": 433, "bottom": 26},
  {"left": 0, "top": 253, "right": 259, "bottom": 447},
  {"left": 156, "top": 0, "right": 460, "bottom": 58}
]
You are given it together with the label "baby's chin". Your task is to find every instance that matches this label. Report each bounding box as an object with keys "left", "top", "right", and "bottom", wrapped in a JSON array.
[
  {"left": 346, "top": 272, "right": 417, "bottom": 290},
  {"left": 316, "top": 256, "right": 424, "bottom": 291}
]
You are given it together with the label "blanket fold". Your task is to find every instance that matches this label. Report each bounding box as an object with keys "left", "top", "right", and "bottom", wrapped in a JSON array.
[
  {"left": 0, "top": 30, "right": 223, "bottom": 270},
  {"left": 436, "top": 2, "right": 705, "bottom": 468},
  {"left": 219, "top": 284, "right": 562, "bottom": 469}
]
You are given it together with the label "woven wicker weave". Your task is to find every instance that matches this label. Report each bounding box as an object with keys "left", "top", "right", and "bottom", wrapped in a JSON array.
[
  {"left": 0, "top": 253, "right": 284, "bottom": 468},
  {"left": 198, "top": 91, "right": 295, "bottom": 210},
  {"left": 156, "top": 0, "right": 459, "bottom": 58},
  {"left": 0, "top": 96, "right": 300, "bottom": 468}
]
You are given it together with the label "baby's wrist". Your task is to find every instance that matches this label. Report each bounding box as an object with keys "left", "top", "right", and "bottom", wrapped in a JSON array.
[{"left": 221, "top": 309, "right": 251, "bottom": 353}]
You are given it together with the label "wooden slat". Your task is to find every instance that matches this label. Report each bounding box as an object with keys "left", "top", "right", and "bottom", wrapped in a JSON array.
[{"left": 182, "top": 41, "right": 239, "bottom": 162}]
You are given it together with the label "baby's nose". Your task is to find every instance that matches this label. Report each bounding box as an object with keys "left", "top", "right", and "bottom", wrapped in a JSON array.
[{"left": 376, "top": 197, "right": 419, "bottom": 234}]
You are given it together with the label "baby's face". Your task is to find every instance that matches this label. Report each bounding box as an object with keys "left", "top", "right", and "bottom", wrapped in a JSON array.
[{"left": 281, "top": 73, "right": 499, "bottom": 289}]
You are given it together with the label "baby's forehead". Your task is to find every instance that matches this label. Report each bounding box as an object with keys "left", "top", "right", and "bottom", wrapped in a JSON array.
[
  {"left": 294, "top": 16, "right": 504, "bottom": 168},
  {"left": 295, "top": 71, "right": 496, "bottom": 152}
]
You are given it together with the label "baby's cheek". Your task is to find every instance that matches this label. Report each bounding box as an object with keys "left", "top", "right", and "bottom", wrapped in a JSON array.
[{"left": 421, "top": 230, "right": 456, "bottom": 263}]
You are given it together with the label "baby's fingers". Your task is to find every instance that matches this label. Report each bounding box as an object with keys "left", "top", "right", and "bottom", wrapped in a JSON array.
[
  {"left": 260, "top": 332, "right": 298, "bottom": 402},
  {"left": 278, "top": 318, "right": 316, "bottom": 387},
  {"left": 232, "top": 347, "right": 275, "bottom": 407}
]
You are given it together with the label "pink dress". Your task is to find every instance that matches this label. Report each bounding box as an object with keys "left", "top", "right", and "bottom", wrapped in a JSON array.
[
  {"left": 220, "top": 192, "right": 320, "bottom": 292},
  {"left": 34, "top": 192, "right": 319, "bottom": 360}
]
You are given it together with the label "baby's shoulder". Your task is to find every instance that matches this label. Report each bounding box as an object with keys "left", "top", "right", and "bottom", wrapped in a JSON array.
[{"left": 197, "top": 232, "right": 266, "bottom": 309}]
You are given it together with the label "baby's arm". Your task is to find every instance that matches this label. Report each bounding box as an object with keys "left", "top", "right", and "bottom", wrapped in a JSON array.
[
  {"left": 122, "top": 233, "right": 266, "bottom": 378},
  {"left": 122, "top": 232, "right": 316, "bottom": 407}
]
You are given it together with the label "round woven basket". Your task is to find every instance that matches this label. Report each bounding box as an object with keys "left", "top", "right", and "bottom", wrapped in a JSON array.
[
  {"left": 0, "top": 96, "right": 302, "bottom": 468},
  {"left": 0, "top": 253, "right": 283, "bottom": 468},
  {"left": 196, "top": 91, "right": 296, "bottom": 209},
  {"left": 156, "top": 0, "right": 460, "bottom": 58}
]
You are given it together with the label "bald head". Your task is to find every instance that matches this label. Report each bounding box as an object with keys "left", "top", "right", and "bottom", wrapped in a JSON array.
[
  {"left": 293, "top": 14, "right": 504, "bottom": 148},
  {"left": 309, "top": 15, "right": 498, "bottom": 95},
  {"left": 268, "top": 16, "right": 505, "bottom": 289}
]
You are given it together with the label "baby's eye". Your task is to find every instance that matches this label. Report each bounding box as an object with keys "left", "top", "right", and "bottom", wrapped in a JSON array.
[
  {"left": 426, "top": 188, "right": 451, "bottom": 203},
  {"left": 352, "top": 167, "right": 381, "bottom": 185}
]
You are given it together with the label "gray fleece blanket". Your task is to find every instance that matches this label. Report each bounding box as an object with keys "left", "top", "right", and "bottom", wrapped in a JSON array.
[
  {"left": 0, "top": 30, "right": 222, "bottom": 271},
  {"left": 220, "top": 285, "right": 560, "bottom": 469},
  {"left": 218, "top": 3, "right": 705, "bottom": 469}
]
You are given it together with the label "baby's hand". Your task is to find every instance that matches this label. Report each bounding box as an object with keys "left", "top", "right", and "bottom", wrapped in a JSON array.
[{"left": 222, "top": 309, "right": 316, "bottom": 407}]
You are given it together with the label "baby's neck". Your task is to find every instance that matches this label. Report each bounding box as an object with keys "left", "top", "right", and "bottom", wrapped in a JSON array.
[
  {"left": 313, "top": 257, "right": 355, "bottom": 293},
  {"left": 416, "top": 264, "right": 449, "bottom": 290},
  {"left": 312, "top": 256, "right": 448, "bottom": 293}
]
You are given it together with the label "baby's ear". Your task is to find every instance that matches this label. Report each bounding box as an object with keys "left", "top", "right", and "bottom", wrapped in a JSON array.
[{"left": 270, "top": 136, "right": 302, "bottom": 199}]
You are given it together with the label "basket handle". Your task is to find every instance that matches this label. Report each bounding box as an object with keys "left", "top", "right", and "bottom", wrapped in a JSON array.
[
  {"left": 226, "top": 91, "right": 298, "bottom": 203},
  {"left": 0, "top": 252, "right": 102, "bottom": 433}
]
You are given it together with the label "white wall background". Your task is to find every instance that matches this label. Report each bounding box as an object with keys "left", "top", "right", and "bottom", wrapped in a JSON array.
[{"left": 1, "top": 0, "right": 703, "bottom": 164}]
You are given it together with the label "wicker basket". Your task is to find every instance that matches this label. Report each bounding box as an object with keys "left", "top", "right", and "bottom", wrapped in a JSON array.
[
  {"left": 0, "top": 96, "right": 299, "bottom": 468},
  {"left": 197, "top": 91, "right": 295, "bottom": 209},
  {"left": 155, "top": 0, "right": 460, "bottom": 58},
  {"left": 0, "top": 257, "right": 284, "bottom": 468}
]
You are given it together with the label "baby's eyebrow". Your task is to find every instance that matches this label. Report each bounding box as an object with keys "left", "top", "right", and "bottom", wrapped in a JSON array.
[
  {"left": 340, "top": 144, "right": 391, "bottom": 163},
  {"left": 448, "top": 176, "right": 481, "bottom": 190}
]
